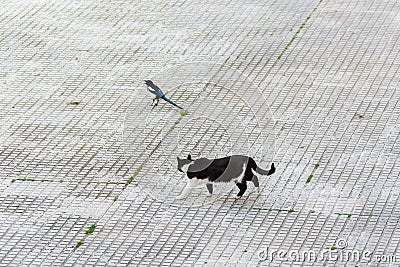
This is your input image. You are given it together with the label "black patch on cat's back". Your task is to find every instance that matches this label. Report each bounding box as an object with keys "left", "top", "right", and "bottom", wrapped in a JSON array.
[
  {"left": 186, "top": 155, "right": 252, "bottom": 182},
  {"left": 186, "top": 157, "right": 229, "bottom": 181}
]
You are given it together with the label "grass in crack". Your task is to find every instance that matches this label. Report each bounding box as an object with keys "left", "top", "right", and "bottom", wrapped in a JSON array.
[
  {"left": 85, "top": 224, "right": 96, "bottom": 235},
  {"left": 306, "top": 174, "right": 313, "bottom": 184},
  {"left": 75, "top": 241, "right": 84, "bottom": 248},
  {"left": 253, "top": 208, "right": 295, "bottom": 213},
  {"left": 335, "top": 213, "right": 352, "bottom": 218},
  {"left": 127, "top": 164, "right": 143, "bottom": 185}
]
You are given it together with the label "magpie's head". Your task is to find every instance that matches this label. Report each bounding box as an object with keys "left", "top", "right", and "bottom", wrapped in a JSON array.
[{"left": 144, "top": 80, "right": 153, "bottom": 86}]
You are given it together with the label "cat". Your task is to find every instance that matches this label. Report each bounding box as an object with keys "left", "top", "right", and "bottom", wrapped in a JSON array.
[{"left": 176, "top": 154, "right": 275, "bottom": 199}]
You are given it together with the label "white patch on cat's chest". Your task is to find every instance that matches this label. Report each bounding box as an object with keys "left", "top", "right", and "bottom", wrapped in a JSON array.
[{"left": 181, "top": 162, "right": 194, "bottom": 173}]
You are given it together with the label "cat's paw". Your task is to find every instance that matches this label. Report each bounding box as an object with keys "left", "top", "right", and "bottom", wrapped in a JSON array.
[
  {"left": 256, "top": 187, "right": 260, "bottom": 194},
  {"left": 207, "top": 192, "right": 212, "bottom": 197},
  {"left": 175, "top": 195, "right": 186, "bottom": 200},
  {"left": 235, "top": 195, "right": 242, "bottom": 199}
]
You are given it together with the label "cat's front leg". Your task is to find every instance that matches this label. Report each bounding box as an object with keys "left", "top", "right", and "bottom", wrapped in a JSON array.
[
  {"left": 176, "top": 178, "right": 202, "bottom": 200},
  {"left": 176, "top": 185, "right": 192, "bottom": 200}
]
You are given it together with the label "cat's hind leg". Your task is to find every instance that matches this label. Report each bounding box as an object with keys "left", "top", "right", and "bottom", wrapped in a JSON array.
[
  {"left": 251, "top": 175, "right": 260, "bottom": 194},
  {"left": 235, "top": 181, "right": 247, "bottom": 198},
  {"left": 206, "top": 184, "right": 213, "bottom": 196}
]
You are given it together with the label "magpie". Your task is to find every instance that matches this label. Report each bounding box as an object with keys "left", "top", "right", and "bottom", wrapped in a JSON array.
[{"left": 144, "top": 80, "right": 183, "bottom": 109}]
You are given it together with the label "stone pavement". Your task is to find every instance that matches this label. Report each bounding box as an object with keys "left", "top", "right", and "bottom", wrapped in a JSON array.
[{"left": 0, "top": 0, "right": 399, "bottom": 266}]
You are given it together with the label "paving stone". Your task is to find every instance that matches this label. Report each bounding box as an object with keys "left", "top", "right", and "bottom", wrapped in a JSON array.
[{"left": 1, "top": 0, "right": 400, "bottom": 266}]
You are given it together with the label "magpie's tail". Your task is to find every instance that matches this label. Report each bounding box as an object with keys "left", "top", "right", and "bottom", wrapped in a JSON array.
[{"left": 161, "top": 95, "right": 183, "bottom": 109}]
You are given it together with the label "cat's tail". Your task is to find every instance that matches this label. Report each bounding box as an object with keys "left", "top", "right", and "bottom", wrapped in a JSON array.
[{"left": 253, "top": 163, "right": 275, "bottom": 176}]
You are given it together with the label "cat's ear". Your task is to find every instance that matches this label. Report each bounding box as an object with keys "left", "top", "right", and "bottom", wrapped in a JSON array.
[{"left": 187, "top": 154, "right": 192, "bottom": 160}]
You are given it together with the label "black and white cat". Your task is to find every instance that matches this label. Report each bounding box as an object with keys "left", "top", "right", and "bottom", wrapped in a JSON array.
[{"left": 176, "top": 155, "right": 275, "bottom": 199}]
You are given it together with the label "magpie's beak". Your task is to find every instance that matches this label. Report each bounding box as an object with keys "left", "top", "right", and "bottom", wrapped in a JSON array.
[{"left": 178, "top": 168, "right": 183, "bottom": 173}]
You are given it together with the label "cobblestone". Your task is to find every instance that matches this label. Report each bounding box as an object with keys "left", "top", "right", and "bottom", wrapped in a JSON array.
[{"left": 1, "top": 0, "right": 400, "bottom": 266}]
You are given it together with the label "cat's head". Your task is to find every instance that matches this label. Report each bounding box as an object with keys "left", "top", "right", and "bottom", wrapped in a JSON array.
[{"left": 177, "top": 154, "right": 193, "bottom": 173}]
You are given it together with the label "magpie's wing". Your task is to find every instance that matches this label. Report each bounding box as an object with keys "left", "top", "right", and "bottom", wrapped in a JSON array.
[
  {"left": 147, "top": 83, "right": 164, "bottom": 96},
  {"left": 152, "top": 84, "right": 163, "bottom": 93},
  {"left": 161, "top": 95, "right": 183, "bottom": 109},
  {"left": 148, "top": 87, "right": 164, "bottom": 97}
]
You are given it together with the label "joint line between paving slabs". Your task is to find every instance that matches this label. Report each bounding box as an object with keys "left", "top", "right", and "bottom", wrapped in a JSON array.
[{"left": 275, "top": 0, "right": 323, "bottom": 64}]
